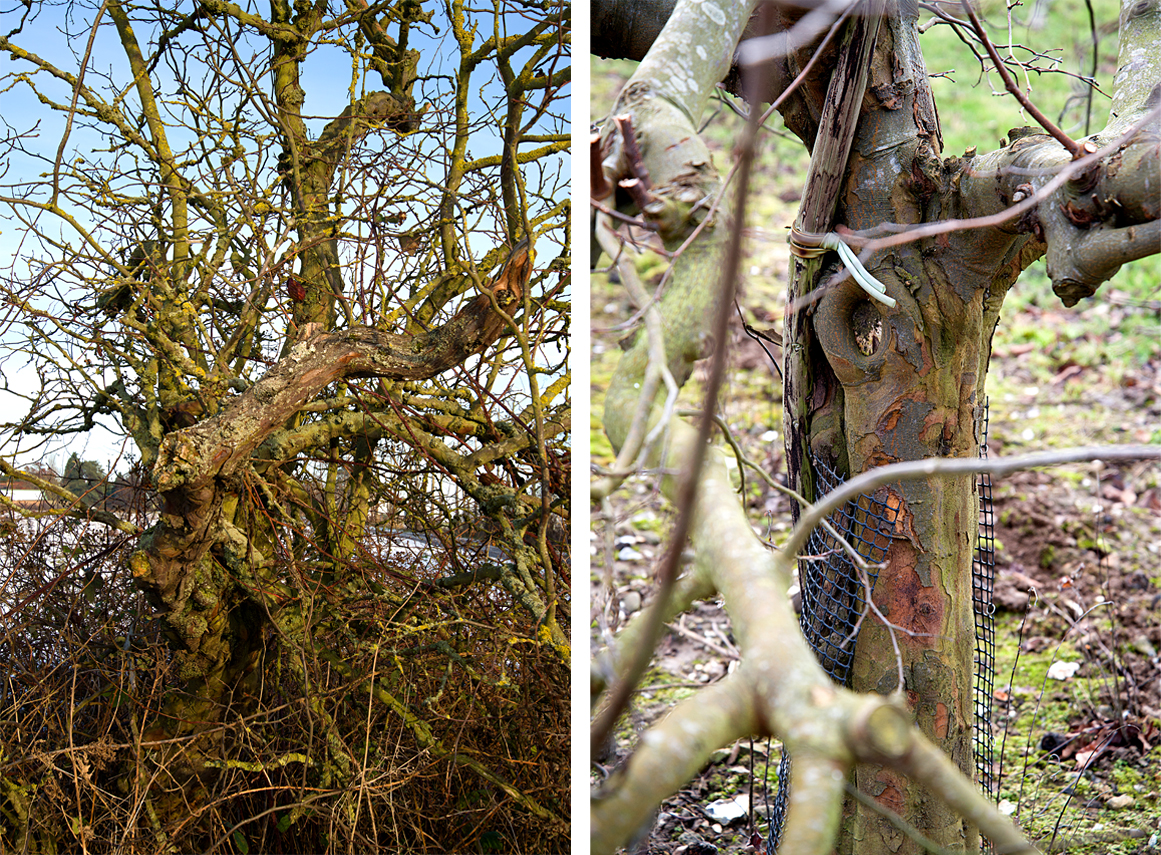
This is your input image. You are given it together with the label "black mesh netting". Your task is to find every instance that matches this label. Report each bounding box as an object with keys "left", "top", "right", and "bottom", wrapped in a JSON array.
[
  {"left": 766, "top": 402, "right": 997, "bottom": 853},
  {"left": 973, "top": 400, "right": 998, "bottom": 851}
]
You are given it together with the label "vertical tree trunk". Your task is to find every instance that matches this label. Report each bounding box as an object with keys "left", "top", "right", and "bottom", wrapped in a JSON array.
[{"left": 797, "top": 8, "right": 992, "bottom": 852}]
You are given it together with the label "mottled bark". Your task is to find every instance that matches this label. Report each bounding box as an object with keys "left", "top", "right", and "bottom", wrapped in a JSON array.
[
  {"left": 783, "top": 0, "right": 886, "bottom": 522},
  {"left": 782, "top": 1, "right": 1157, "bottom": 850}
]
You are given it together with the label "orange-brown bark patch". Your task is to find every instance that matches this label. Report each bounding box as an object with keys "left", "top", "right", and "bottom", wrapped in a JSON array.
[
  {"left": 881, "top": 486, "right": 919, "bottom": 545},
  {"left": 873, "top": 767, "right": 907, "bottom": 815},
  {"left": 921, "top": 408, "right": 950, "bottom": 444},
  {"left": 875, "top": 542, "right": 943, "bottom": 642},
  {"left": 878, "top": 406, "right": 902, "bottom": 434},
  {"left": 934, "top": 702, "right": 949, "bottom": 739}
]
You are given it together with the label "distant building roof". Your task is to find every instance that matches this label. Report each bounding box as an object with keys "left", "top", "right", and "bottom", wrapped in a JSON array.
[{"left": 1, "top": 467, "right": 59, "bottom": 509}]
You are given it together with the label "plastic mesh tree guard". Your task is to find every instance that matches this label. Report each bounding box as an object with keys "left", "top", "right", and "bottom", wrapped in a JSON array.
[
  {"left": 766, "top": 401, "right": 997, "bottom": 853},
  {"left": 973, "top": 400, "right": 998, "bottom": 851}
]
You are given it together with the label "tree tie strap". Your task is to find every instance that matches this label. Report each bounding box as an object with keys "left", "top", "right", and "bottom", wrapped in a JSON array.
[{"left": 788, "top": 227, "right": 896, "bottom": 308}]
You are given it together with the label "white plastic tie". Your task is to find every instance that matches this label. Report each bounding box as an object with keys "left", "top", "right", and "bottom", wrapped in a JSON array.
[
  {"left": 788, "top": 229, "right": 896, "bottom": 308},
  {"left": 820, "top": 233, "right": 896, "bottom": 308}
]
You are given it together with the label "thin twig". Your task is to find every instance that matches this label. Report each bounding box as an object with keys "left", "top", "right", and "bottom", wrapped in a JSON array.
[
  {"left": 960, "top": 0, "right": 1080, "bottom": 157},
  {"left": 590, "top": 0, "right": 775, "bottom": 758},
  {"left": 783, "top": 446, "right": 1160, "bottom": 568},
  {"left": 667, "top": 618, "right": 740, "bottom": 661}
]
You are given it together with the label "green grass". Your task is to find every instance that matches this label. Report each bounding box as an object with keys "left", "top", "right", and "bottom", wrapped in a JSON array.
[
  {"left": 922, "top": 0, "right": 1125, "bottom": 158},
  {"left": 962, "top": 607, "right": 1160, "bottom": 850}
]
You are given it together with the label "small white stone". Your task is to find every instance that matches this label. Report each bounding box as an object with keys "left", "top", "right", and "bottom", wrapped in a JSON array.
[{"left": 1047, "top": 660, "right": 1080, "bottom": 680}]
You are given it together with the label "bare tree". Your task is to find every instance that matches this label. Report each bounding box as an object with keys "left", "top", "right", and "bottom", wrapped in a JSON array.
[
  {"left": 0, "top": 0, "right": 570, "bottom": 850},
  {"left": 590, "top": 0, "right": 1157, "bottom": 852}
]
